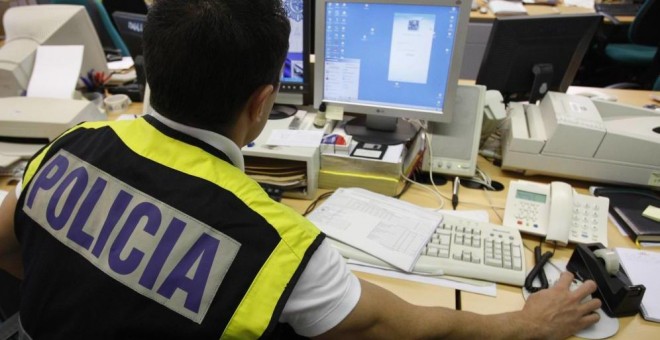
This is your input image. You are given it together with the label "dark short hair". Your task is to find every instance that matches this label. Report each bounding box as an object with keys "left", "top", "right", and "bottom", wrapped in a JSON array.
[{"left": 143, "top": 0, "right": 290, "bottom": 129}]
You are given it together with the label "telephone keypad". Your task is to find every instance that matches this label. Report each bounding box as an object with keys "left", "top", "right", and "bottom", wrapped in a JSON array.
[
  {"left": 569, "top": 196, "right": 609, "bottom": 245},
  {"left": 513, "top": 201, "right": 543, "bottom": 229}
]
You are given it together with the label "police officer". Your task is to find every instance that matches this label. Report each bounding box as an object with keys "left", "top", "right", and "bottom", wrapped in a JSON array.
[{"left": 0, "top": 0, "right": 601, "bottom": 338}]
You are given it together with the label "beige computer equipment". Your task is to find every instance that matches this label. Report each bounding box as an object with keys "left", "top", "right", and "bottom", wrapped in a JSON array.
[
  {"left": 502, "top": 92, "right": 660, "bottom": 189},
  {"left": 0, "top": 96, "right": 106, "bottom": 167},
  {"left": 0, "top": 5, "right": 108, "bottom": 97}
]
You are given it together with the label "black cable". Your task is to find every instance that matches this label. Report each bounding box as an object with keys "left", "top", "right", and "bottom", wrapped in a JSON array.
[
  {"left": 303, "top": 191, "right": 335, "bottom": 216},
  {"left": 524, "top": 245, "right": 554, "bottom": 293}
]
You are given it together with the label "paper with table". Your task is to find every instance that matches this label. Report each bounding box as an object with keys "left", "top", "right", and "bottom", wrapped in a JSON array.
[
  {"left": 615, "top": 248, "right": 660, "bottom": 322},
  {"left": 307, "top": 187, "right": 441, "bottom": 272}
]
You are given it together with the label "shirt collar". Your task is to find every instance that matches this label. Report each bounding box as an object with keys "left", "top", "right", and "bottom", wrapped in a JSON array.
[{"left": 148, "top": 110, "right": 245, "bottom": 172}]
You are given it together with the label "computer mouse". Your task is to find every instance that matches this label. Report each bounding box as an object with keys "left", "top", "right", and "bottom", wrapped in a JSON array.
[
  {"left": 479, "top": 6, "right": 488, "bottom": 14},
  {"left": 522, "top": 264, "right": 619, "bottom": 340}
]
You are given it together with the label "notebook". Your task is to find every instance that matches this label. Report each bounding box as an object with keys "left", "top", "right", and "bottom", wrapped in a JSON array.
[{"left": 592, "top": 187, "right": 660, "bottom": 243}]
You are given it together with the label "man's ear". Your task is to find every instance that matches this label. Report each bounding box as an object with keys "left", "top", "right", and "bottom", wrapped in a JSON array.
[{"left": 247, "top": 84, "right": 275, "bottom": 123}]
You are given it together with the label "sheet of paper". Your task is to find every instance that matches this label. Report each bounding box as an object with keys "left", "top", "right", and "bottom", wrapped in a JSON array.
[
  {"left": 616, "top": 248, "right": 660, "bottom": 322},
  {"left": 266, "top": 129, "right": 324, "bottom": 147},
  {"left": 563, "top": 0, "right": 594, "bottom": 9},
  {"left": 325, "top": 104, "right": 344, "bottom": 121},
  {"left": 0, "top": 190, "right": 8, "bottom": 204},
  {"left": 307, "top": 188, "right": 442, "bottom": 271},
  {"left": 107, "top": 56, "right": 134, "bottom": 71},
  {"left": 27, "top": 45, "right": 84, "bottom": 99}
]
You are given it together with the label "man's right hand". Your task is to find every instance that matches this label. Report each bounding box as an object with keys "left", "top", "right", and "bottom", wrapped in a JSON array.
[{"left": 521, "top": 271, "right": 602, "bottom": 340}]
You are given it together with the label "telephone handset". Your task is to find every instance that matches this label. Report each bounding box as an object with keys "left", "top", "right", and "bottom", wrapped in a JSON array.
[
  {"left": 503, "top": 180, "right": 610, "bottom": 246},
  {"left": 545, "top": 182, "right": 574, "bottom": 245}
]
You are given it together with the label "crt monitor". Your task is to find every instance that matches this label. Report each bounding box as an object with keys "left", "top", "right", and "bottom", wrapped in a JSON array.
[
  {"left": 0, "top": 5, "right": 109, "bottom": 98},
  {"left": 271, "top": 0, "right": 313, "bottom": 118},
  {"left": 475, "top": 14, "right": 602, "bottom": 103},
  {"left": 314, "top": 0, "right": 471, "bottom": 144}
]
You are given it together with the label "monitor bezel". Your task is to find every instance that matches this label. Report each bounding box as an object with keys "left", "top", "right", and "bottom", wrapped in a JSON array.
[
  {"left": 276, "top": 0, "right": 313, "bottom": 106},
  {"left": 313, "top": 0, "right": 471, "bottom": 123}
]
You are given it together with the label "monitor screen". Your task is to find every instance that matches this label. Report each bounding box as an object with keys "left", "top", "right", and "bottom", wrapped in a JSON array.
[
  {"left": 313, "top": 0, "right": 470, "bottom": 143},
  {"left": 475, "top": 14, "right": 602, "bottom": 103},
  {"left": 272, "top": 0, "right": 312, "bottom": 114}
]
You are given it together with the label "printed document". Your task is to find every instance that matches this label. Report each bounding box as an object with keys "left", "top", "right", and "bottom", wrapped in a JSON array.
[{"left": 307, "top": 187, "right": 442, "bottom": 271}]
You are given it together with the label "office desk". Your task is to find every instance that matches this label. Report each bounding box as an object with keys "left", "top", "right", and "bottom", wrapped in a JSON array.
[
  {"left": 470, "top": 0, "right": 596, "bottom": 22},
  {"left": 1, "top": 87, "right": 658, "bottom": 334},
  {"left": 469, "top": 0, "right": 633, "bottom": 22}
]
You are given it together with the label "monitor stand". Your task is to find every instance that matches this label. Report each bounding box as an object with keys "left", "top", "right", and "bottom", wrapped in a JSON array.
[
  {"left": 344, "top": 115, "right": 418, "bottom": 145},
  {"left": 529, "top": 63, "right": 553, "bottom": 103},
  {"left": 269, "top": 104, "right": 298, "bottom": 120}
]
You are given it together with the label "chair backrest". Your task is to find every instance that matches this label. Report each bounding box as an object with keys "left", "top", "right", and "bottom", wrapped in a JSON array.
[
  {"left": 629, "top": 0, "right": 660, "bottom": 46},
  {"left": 50, "top": 0, "right": 130, "bottom": 56}
]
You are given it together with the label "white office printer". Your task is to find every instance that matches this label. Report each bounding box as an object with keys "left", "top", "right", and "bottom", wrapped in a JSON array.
[
  {"left": 0, "top": 96, "right": 105, "bottom": 168},
  {"left": 502, "top": 92, "right": 660, "bottom": 189}
]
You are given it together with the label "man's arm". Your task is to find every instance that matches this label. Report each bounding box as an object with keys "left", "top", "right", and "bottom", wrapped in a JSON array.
[
  {"left": 0, "top": 190, "right": 23, "bottom": 279},
  {"left": 315, "top": 271, "right": 601, "bottom": 340}
]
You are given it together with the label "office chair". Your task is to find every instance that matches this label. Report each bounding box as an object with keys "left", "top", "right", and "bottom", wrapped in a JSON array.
[
  {"left": 601, "top": 0, "right": 660, "bottom": 89},
  {"left": 50, "top": 0, "right": 130, "bottom": 57}
]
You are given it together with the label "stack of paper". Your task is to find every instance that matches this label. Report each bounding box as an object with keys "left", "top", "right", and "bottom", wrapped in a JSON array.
[
  {"left": 244, "top": 156, "right": 307, "bottom": 190},
  {"left": 488, "top": 0, "right": 528, "bottom": 15},
  {"left": 616, "top": 248, "right": 660, "bottom": 323}
]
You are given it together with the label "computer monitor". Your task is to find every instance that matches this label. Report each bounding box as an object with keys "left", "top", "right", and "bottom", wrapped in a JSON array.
[
  {"left": 271, "top": 0, "right": 313, "bottom": 118},
  {"left": 0, "top": 5, "right": 109, "bottom": 98},
  {"left": 475, "top": 14, "right": 602, "bottom": 103},
  {"left": 111, "top": 11, "right": 146, "bottom": 60},
  {"left": 314, "top": 0, "right": 471, "bottom": 144},
  {"left": 110, "top": 11, "right": 147, "bottom": 101}
]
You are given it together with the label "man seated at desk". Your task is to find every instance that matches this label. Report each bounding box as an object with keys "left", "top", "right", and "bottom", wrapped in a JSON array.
[{"left": 0, "top": 0, "right": 601, "bottom": 338}]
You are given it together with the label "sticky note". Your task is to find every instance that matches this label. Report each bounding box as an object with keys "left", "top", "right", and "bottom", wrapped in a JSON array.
[
  {"left": 642, "top": 205, "right": 660, "bottom": 222},
  {"left": 325, "top": 104, "right": 344, "bottom": 121}
]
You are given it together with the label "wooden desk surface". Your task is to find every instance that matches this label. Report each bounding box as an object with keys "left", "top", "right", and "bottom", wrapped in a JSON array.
[
  {"left": 1, "top": 86, "right": 658, "bottom": 332},
  {"left": 469, "top": 0, "right": 634, "bottom": 24}
]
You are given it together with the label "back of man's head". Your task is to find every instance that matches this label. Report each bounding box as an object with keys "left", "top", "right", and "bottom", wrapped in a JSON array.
[{"left": 144, "top": 0, "right": 290, "bottom": 130}]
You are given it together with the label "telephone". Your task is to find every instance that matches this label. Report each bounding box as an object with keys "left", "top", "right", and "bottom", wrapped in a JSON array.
[{"left": 502, "top": 180, "right": 610, "bottom": 246}]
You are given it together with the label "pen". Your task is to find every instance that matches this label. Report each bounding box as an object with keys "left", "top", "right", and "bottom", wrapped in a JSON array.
[{"left": 452, "top": 177, "right": 460, "bottom": 210}]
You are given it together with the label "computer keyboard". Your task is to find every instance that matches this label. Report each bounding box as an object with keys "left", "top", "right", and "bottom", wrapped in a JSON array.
[
  {"left": 329, "top": 213, "right": 527, "bottom": 286},
  {"left": 595, "top": 3, "right": 641, "bottom": 16}
]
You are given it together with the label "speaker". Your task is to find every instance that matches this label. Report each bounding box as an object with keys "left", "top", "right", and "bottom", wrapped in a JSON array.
[{"left": 422, "top": 84, "right": 485, "bottom": 178}]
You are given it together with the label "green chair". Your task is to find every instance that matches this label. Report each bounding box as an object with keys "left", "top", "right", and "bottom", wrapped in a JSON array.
[
  {"left": 602, "top": 0, "right": 659, "bottom": 89},
  {"left": 50, "top": 0, "right": 130, "bottom": 57}
]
